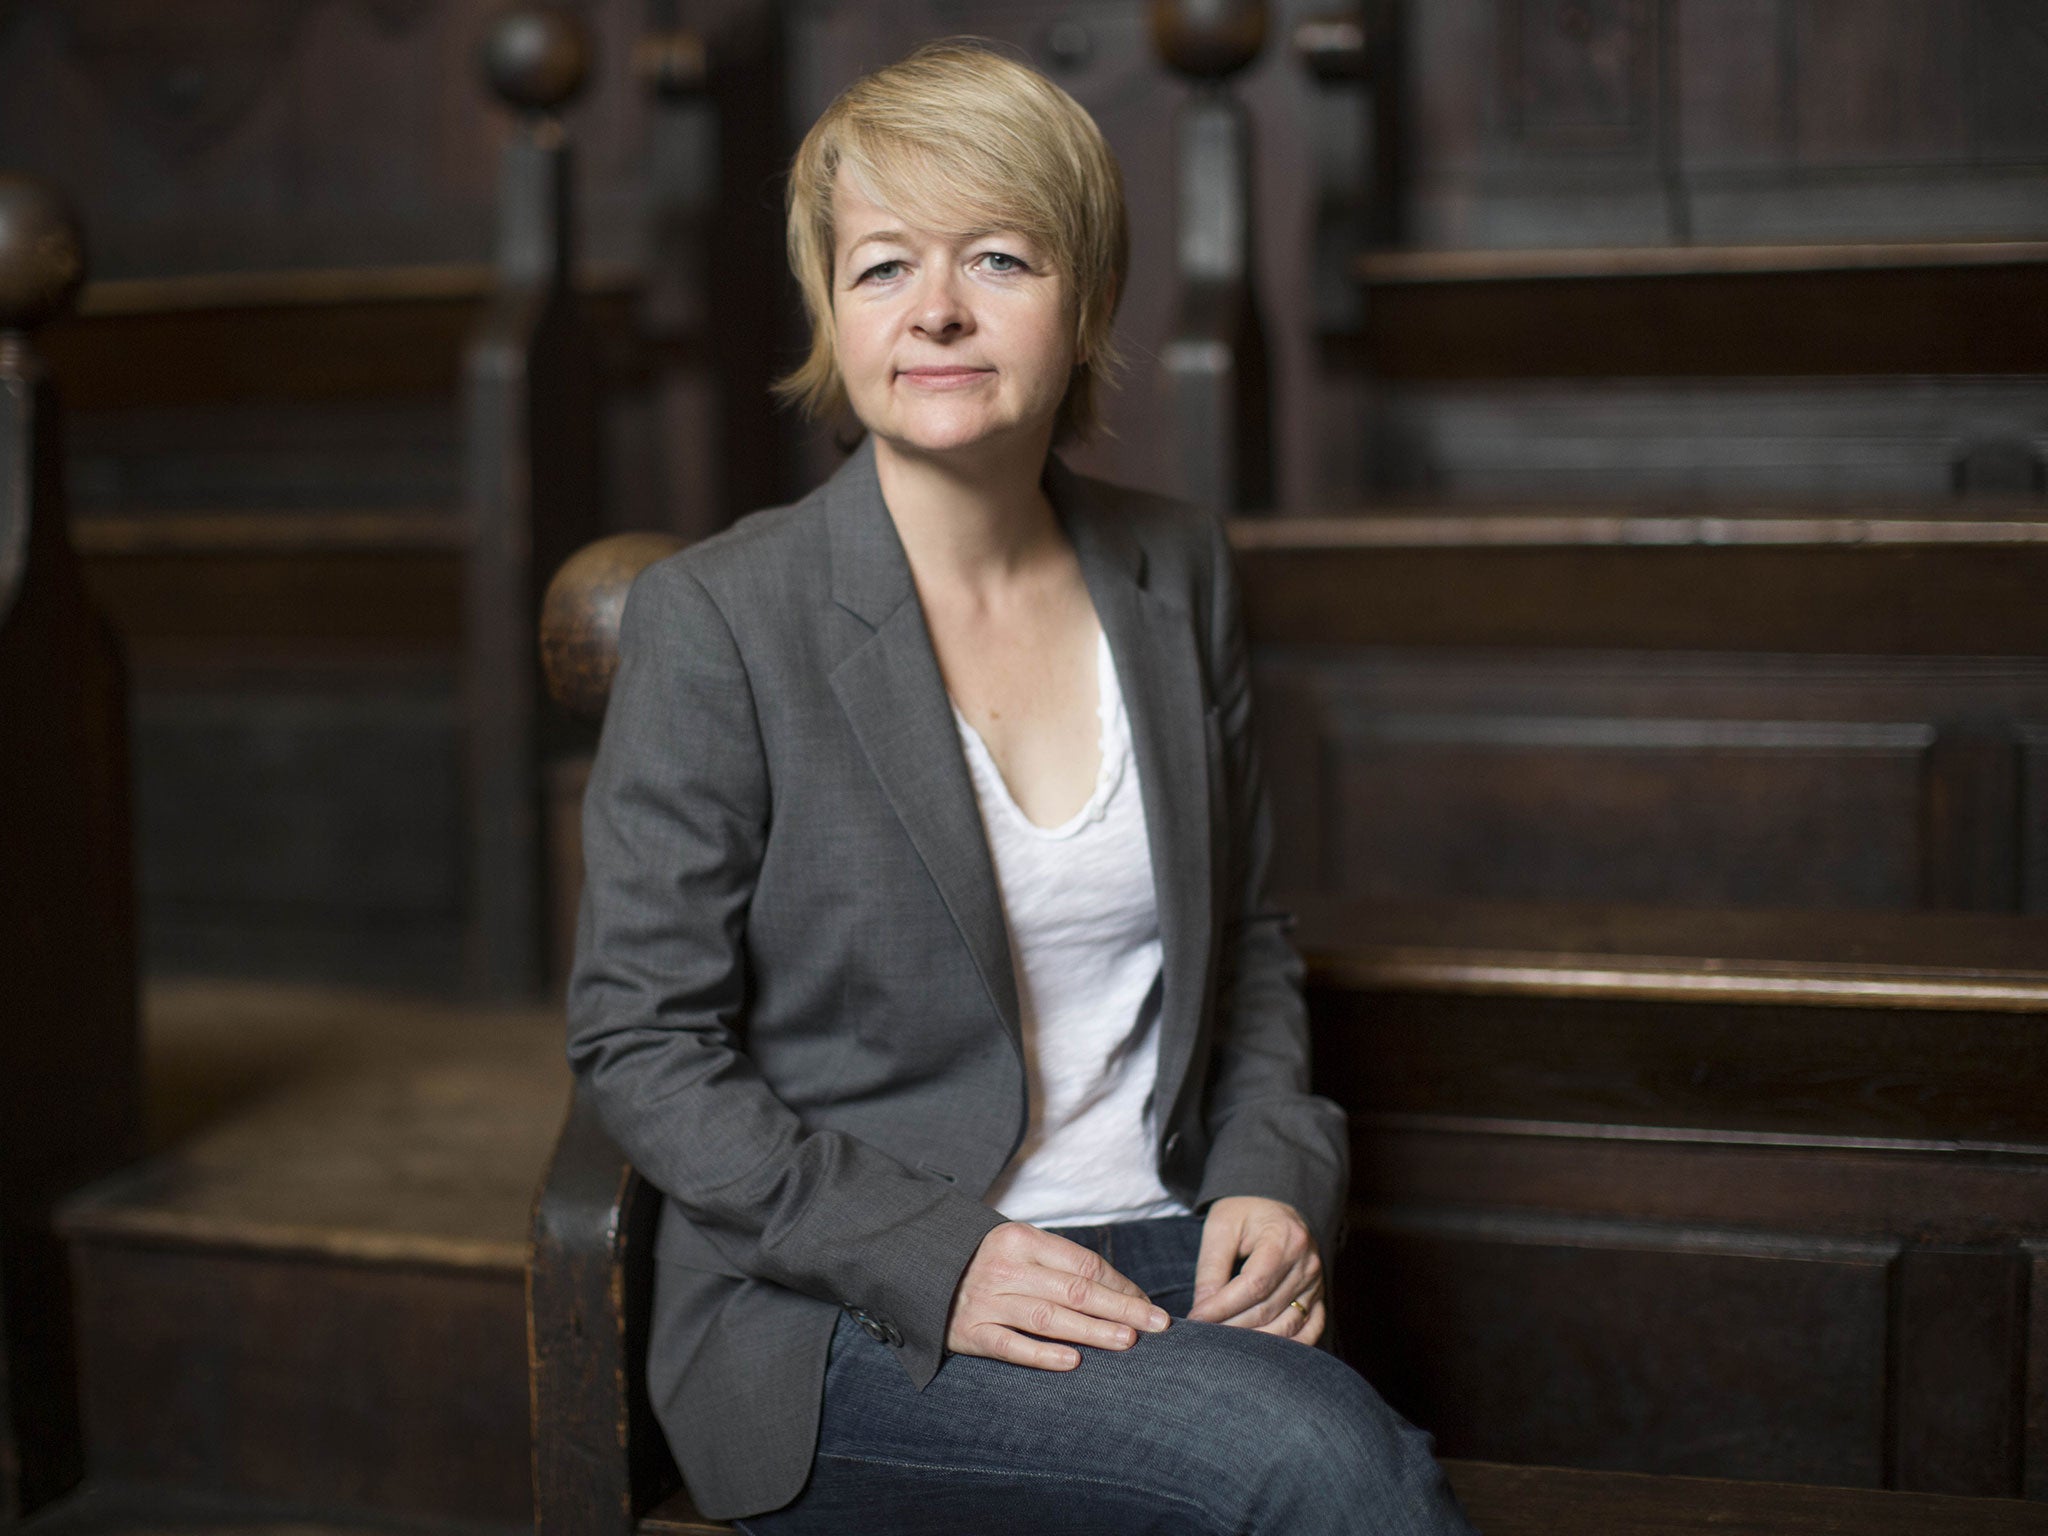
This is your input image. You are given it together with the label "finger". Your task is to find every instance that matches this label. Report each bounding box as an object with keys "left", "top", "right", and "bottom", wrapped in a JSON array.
[
  {"left": 1001, "top": 1296, "right": 1144, "bottom": 1351},
  {"left": 1190, "top": 1215, "right": 1246, "bottom": 1316},
  {"left": 1219, "top": 1256, "right": 1317, "bottom": 1330},
  {"left": 1194, "top": 1234, "right": 1297, "bottom": 1324},
  {"left": 1257, "top": 1296, "right": 1326, "bottom": 1346},
  {"left": 967, "top": 1322, "right": 1081, "bottom": 1371},
  {"left": 1031, "top": 1268, "right": 1171, "bottom": 1333}
]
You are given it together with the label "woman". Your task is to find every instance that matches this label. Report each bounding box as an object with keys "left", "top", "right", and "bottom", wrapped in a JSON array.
[{"left": 568, "top": 41, "right": 1475, "bottom": 1536}]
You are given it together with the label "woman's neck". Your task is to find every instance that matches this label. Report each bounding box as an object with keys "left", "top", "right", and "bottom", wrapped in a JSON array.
[{"left": 872, "top": 430, "right": 1066, "bottom": 597}]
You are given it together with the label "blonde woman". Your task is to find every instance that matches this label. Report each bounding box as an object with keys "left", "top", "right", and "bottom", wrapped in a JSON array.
[{"left": 569, "top": 41, "right": 1476, "bottom": 1536}]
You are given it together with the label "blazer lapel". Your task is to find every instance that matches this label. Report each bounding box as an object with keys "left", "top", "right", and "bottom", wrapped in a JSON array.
[
  {"left": 825, "top": 441, "right": 1023, "bottom": 1049},
  {"left": 1050, "top": 462, "right": 1216, "bottom": 1119}
]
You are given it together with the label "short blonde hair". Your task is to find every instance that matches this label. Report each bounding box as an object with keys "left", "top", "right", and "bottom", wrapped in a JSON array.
[{"left": 777, "top": 41, "right": 1128, "bottom": 444}]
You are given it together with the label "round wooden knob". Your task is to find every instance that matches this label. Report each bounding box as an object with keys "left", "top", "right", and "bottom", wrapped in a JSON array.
[
  {"left": 0, "top": 174, "right": 85, "bottom": 334},
  {"left": 540, "top": 532, "right": 685, "bottom": 718},
  {"left": 1151, "top": 0, "right": 1268, "bottom": 80},
  {"left": 482, "top": 3, "right": 592, "bottom": 114}
]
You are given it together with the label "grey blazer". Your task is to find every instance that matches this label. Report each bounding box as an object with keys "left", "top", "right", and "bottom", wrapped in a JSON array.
[{"left": 566, "top": 438, "right": 1348, "bottom": 1521}]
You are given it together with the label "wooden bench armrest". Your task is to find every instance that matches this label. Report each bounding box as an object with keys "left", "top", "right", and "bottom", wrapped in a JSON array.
[{"left": 529, "top": 1081, "right": 682, "bottom": 1536}]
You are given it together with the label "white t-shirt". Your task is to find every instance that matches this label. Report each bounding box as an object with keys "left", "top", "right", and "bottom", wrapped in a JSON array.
[{"left": 953, "top": 627, "right": 1193, "bottom": 1229}]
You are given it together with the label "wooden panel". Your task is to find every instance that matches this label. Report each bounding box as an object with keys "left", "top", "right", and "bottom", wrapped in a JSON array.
[
  {"left": 1327, "top": 716, "right": 1927, "bottom": 908},
  {"left": 1352, "top": 253, "right": 2048, "bottom": 380},
  {"left": 1438, "top": 1459, "right": 2048, "bottom": 1535},
  {"left": 42, "top": 300, "right": 478, "bottom": 410},
  {"left": 1253, "top": 642, "right": 2048, "bottom": 915},
  {"left": 70, "top": 1239, "right": 530, "bottom": 1525},
  {"left": 2028, "top": 1245, "right": 2048, "bottom": 1500},
  {"left": 1891, "top": 1247, "right": 2029, "bottom": 1496},
  {"left": 1349, "top": 1122, "right": 2048, "bottom": 1247},
  {"left": 1503, "top": 0, "right": 1657, "bottom": 150},
  {"left": 1974, "top": 0, "right": 2048, "bottom": 160},
  {"left": 1365, "top": 378, "right": 2048, "bottom": 503},
  {"left": 131, "top": 680, "right": 464, "bottom": 989},
  {"left": 1233, "top": 521, "right": 2048, "bottom": 655},
  {"left": 1345, "top": 1209, "right": 1894, "bottom": 1485},
  {"left": 1794, "top": 0, "right": 1970, "bottom": 164},
  {"left": 1313, "top": 987, "right": 2048, "bottom": 1144},
  {"left": 80, "top": 546, "right": 462, "bottom": 653}
]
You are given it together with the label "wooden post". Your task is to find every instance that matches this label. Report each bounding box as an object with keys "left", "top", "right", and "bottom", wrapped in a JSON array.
[
  {"left": 0, "top": 173, "right": 140, "bottom": 1522},
  {"left": 1152, "top": 0, "right": 1273, "bottom": 513},
  {"left": 464, "top": 3, "right": 603, "bottom": 998}
]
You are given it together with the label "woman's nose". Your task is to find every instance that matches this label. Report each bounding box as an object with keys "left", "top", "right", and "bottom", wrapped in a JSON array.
[{"left": 910, "top": 269, "right": 972, "bottom": 338}]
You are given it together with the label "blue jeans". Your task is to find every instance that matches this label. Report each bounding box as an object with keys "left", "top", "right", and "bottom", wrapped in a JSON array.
[{"left": 737, "top": 1216, "right": 1477, "bottom": 1535}]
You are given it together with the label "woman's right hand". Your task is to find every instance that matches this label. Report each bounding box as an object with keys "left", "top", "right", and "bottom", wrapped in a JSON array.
[{"left": 945, "top": 1221, "right": 1171, "bottom": 1370}]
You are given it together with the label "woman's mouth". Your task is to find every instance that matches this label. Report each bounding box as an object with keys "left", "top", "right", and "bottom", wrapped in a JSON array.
[{"left": 896, "top": 367, "right": 993, "bottom": 390}]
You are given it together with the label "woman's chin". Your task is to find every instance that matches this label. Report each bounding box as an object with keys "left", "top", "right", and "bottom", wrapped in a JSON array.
[{"left": 875, "top": 411, "right": 1045, "bottom": 463}]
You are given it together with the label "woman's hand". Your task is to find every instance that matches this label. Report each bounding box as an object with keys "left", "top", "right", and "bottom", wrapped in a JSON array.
[
  {"left": 945, "top": 1221, "right": 1172, "bottom": 1370},
  {"left": 1187, "top": 1196, "right": 1325, "bottom": 1345}
]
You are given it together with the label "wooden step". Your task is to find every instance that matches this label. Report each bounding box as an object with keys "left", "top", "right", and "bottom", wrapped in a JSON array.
[
  {"left": 1345, "top": 239, "right": 2048, "bottom": 379},
  {"left": 40, "top": 263, "right": 641, "bottom": 410},
  {"left": 630, "top": 1458, "right": 2048, "bottom": 1535},
  {"left": 19, "top": 1480, "right": 522, "bottom": 1536},
  {"left": 58, "top": 982, "right": 570, "bottom": 1528},
  {"left": 1292, "top": 898, "right": 2048, "bottom": 1495}
]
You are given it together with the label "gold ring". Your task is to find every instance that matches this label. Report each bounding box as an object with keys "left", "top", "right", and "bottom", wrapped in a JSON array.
[{"left": 1289, "top": 1298, "right": 1309, "bottom": 1317}]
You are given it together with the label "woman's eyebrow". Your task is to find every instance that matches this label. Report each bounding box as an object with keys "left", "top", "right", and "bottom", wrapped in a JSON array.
[{"left": 846, "top": 229, "right": 910, "bottom": 253}]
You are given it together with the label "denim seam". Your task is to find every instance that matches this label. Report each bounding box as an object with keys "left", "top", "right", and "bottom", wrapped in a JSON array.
[{"left": 813, "top": 1450, "right": 1227, "bottom": 1534}]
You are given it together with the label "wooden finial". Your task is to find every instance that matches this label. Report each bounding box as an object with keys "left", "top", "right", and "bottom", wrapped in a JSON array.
[
  {"left": 0, "top": 174, "right": 85, "bottom": 335},
  {"left": 482, "top": 3, "right": 592, "bottom": 115},
  {"left": 1150, "top": 0, "right": 1268, "bottom": 80},
  {"left": 539, "top": 532, "right": 685, "bottom": 718}
]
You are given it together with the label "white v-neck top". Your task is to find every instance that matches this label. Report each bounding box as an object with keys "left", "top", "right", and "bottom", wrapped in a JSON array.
[{"left": 952, "top": 628, "right": 1192, "bottom": 1228}]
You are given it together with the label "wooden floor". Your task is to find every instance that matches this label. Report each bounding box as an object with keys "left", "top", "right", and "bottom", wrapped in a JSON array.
[{"left": 65, "top": 978, "right": 570, "bottom": 1269}]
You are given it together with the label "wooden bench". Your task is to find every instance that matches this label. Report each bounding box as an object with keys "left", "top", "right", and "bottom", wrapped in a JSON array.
[{"left": 525, "top": 533, "right": 2048, "bottom": 1534}]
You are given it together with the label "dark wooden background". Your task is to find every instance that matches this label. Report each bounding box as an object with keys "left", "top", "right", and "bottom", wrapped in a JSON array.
[{"left": 8, "top": 0, "right": 2048, "bottom": 1511}]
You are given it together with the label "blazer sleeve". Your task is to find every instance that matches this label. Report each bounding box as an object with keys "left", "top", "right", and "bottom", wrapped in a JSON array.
[
  {"left": 1189, "top": 515, "right": 1351, "bottom": 1259},
  {"left": 566, "top": 560, "right": 1005, "bottom": 1388}
]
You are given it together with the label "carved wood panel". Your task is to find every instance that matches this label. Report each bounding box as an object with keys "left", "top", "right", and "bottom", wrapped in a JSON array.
[
  {"left": 1255, "top": 649, "right": 2048, "bottom": 914},
  {"left": 1346, "top": 1209, "right": 1896, "bottom": 1486},
  {"left": 1405, "top": 0, "right": 2048, "bottom": 246}
]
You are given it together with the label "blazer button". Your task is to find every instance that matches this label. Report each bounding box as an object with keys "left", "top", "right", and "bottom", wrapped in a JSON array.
[
  {"left": 1163, "top": 1131, "right": 1183, "bottom": 1159},
  {"left": 859, "top": 1315, "right": 889, "bottom": 1344}
]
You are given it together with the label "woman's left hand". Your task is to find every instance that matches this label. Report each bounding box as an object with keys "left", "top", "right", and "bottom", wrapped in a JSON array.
[{"left": 1187, "top": 1196, "right": 1325, "bottom": 1345}]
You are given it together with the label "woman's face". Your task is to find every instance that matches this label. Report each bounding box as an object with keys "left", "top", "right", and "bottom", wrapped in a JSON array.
[{"left": 829, "top": 169, "right": 1077, "bottom": 466}]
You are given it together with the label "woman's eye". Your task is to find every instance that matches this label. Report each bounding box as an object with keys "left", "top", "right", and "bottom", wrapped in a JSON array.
[
  {"left": 858, "top": 260, "right": 904, "bottom": 284},
  {"left": 980, "top": 251, "right": 1026, "bottom": 274}
]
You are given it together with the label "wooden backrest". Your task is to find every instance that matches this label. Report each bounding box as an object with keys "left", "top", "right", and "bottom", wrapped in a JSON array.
[
  {"left": 0, "top": 174, "right": 141, "bottom": 1523},
  {"left": 1235, "top": 508, "right": 2048, "bottom": 914}
]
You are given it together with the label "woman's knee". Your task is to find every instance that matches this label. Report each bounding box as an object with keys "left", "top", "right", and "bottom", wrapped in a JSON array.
[{"left": 1169, "top": 1325, "right": 1471, "bottom": 1535}]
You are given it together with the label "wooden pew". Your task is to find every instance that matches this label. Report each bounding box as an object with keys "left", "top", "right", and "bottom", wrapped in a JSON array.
[
  {"left": 45, "top": 4, "right": 614, "bottom": 998},
  {"left": 0, "top": 175, "right": 142, "bottom": 1523},
  {"left": 525, "top": 533, "right": 2048, "bottom": 1534},
  {"left": 1231, "top": 508, "right": 2048, "bottom": 1496}
]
